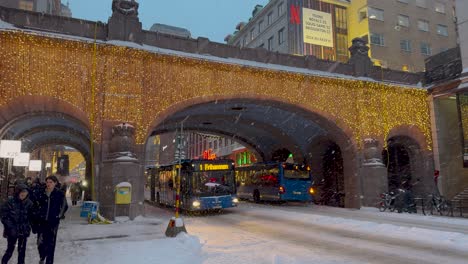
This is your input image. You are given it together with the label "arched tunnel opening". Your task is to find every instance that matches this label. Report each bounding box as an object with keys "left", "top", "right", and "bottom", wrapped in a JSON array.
[
  {"left": 0, "top": 112, "right": 92, "bottom": 201},
  {"left": 144, "top": 98, "right": 358, "bottom": 208}
]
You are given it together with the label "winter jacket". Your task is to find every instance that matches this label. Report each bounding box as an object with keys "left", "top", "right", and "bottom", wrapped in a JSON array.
[
  {"left": 1, "top": 185, "right": 33, "bottom": 238},
  {"left": 33, "top": 187, "right": 68, "bottom": 227},
  {"left": 70, "top": 183, "right": 82, "bottom": 201}
]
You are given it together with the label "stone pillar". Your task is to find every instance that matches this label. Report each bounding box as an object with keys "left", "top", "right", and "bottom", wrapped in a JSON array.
[
  {"left": 107, "top": 0, "right": 143, "bottom": 44},
  {"left": 360, "top": 138, "right": 388, "bottom": 207},
  {"left": 100, "top": 123, "right": 144, "bottom": 220}
]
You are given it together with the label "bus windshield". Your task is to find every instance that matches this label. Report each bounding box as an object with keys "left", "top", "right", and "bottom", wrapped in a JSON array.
[
  {"left": 191, "top": 170, "right": 236, "bottom": 197},
  {"left": 283, "top": 169, "right": 310, "bottom": 180}
]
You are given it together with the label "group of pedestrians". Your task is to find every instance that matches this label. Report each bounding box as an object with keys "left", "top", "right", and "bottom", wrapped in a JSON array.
[{"left": 1, "top": 176, "right": 68, "bottom": 264}]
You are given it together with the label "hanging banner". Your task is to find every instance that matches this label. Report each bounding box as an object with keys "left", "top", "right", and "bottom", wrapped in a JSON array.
[
  {"left": 0, "top": 140, "right": 22, "bottom": 158},
  {"left": 302, "top": 8, "right": 334, "bottom": 47},
  {"left": 29, "top": 160, "right": 43, "bottom": 172},
  {"left": 13, "top": 153, "right": 30, "bottom": 167},
  {"left": 57, "top": 155, "right": 70, "bottom": 176}
]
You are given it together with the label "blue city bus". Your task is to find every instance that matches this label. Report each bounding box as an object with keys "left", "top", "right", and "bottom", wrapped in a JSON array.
[
  {"left": 148, "top": 159, "right": 238, "bottom": 211},
  {"left": 236, "top": 162, "right": 314, "bottom": 203}
]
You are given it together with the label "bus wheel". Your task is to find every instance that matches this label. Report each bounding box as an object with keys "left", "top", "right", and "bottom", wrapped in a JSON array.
[{"left": 253, "top": 190, "right": 260, "bottom": 203}]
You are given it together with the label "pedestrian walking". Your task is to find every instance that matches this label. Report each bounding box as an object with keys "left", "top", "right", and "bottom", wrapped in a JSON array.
[
  {"left": 70, "top": 183, "right": 82, "bottom": 206},
  {"left": 33, "top": 176, "right": 68, "bottom": 264},
  {"left": 1, "top": 184, "right": 33, "bottom": 264}
]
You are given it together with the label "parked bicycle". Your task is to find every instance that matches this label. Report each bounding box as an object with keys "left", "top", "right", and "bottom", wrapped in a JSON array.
[
  {"left": 379, "top": 191, "right": 397, "bottom": 212},
  {"left": 424, "top": 194, "right": 452, "bottom": 216}
]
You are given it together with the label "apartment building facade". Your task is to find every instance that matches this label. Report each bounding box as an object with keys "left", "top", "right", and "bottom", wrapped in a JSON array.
[{"left": 226, "top": 0, "right": 457, "bottom": 72}]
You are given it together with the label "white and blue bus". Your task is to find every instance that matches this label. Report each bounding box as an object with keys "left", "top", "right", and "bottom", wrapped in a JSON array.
[
  {"left": 148, "top": 159, "right": 238, "bottom": 212},
  {"left": 236, "top": 162, "right": 314, "bottom": 203}
]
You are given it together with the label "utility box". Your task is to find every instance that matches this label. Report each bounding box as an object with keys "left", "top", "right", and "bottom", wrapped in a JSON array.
[
  {"left": 115, "top": 182, "right": 132, "bottom": 205},
  {"left": 80, "top": 201, "right": 99, "bottom": 218}
]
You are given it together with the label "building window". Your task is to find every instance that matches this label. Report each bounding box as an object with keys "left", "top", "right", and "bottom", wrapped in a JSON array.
[
  {"left": 416, "top": 0, "right": 427, "bottom": 8},
  {"left": 437, "top": 24, "right": 448, "bottom": 36},
  {"left": 19, "top": 0, "right": 34, "bottom": 10},
  {"left": 278, "top": 28, "right": 285, "bottom": 45},
  {"left": 267, "top": 12, "right": 273, "bottom": 25},
  {"left": 268, "top": 36, "right": 274, "bottom": 51},
  {"left": 359, "top": 7, "right": 368, "bottom": 21},
  {"left": 368, "top": 7, "right": 384, "bottom": 21},
  {"left": 209, "top": 142, "right": 213, "bottom": 149},
  {"left": 418, "top": 20, "right": 429, "bottom": 32},
  {"left": 397, "top": 15, "right": 410, "bottom": 27},
  {"left": 370, "top": 33, "right": 385, "bottom": 46},
  {"left": 335, "top": 7, "right": 347, "bottom": 30},
  {"left": 250, "top": 28, "right": 256, "bottom": 41},
  {"left": 400, "top": 39, "right": 411, "bottom": 52},
  {"left": 435, "top": 2, "right": 445, "bottom": 13},
  {"left": 258, "top": 20, "right": 264, "bottom": 33},
  {"left": 224, "top": 138, "right": 228, "bottom": 147},
  {"left": 214, "top": 140, "right": 218, "bottom": 150},
  {"left": 278, "top": 2, "right": 284, "bottom": 16},
  {"left": 242, "top": 38, "right": 246, "bottom": 47},
  {"left": 420, "top": 42, "right": 432, "bottom": 55}
]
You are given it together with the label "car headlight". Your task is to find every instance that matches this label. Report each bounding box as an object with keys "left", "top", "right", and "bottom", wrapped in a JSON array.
[
  {"left": 232, "top": 198, "right": 239, "bottom": 203},
  {"left": 192, "top": 201, "right": 201, "bottom": 207}
]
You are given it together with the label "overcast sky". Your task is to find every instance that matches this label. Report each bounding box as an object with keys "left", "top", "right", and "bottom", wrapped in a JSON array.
[{"left": 66, "top": 0, "right": 270, "bottom": 43}]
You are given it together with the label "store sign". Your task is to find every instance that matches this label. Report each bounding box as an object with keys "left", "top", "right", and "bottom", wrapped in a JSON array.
[
  {"left": 202, "top": 149, "right": 216, "bottom": 160},
  {"left": 302, "top": 8, "right": 333, "bottom": 47},
  {"left": 13, "top": 153, "right": 30, "bottom": 167},
  {"left": 0, "top": 140, "right": 22, "bottom": 158},
  {"left": 290, "top": 5, "right": 301, "bottom": 24},
  {"left": 29, "top": 160, "right": 43, "bottom": 172}
]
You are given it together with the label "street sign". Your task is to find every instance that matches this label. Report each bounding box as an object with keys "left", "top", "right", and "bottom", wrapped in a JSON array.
[
  {"left": 13, "top": 153, "right": 30, "bottom": 167},
  {"left": 0, "top": 140, "right": 22, "bottom": 158},
  {"left": 29, "top": 160, "right": 42, "bottom": 171}
]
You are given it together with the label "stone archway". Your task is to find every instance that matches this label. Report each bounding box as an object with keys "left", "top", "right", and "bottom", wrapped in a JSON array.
[
  {"left": 384, "top": 126, "right": 435, "bottom": 196},
  {"left": 0, "top": 96, "right": 93, "bottom": 200},
  {"left": 145, "top": 96, "right": 360, "bottom": 208}
]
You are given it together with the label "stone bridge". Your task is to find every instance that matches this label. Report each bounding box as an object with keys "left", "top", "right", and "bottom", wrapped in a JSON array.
[{"left": 0, "top": 3, "right": 432, "bottom": 218}]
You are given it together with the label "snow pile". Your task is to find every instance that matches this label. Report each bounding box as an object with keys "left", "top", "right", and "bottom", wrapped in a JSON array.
[{"left": 74, "top": 232, "right": 203, "bottom": 264}]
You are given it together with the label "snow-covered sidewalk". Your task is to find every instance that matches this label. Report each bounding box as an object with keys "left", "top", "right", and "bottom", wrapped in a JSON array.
[{"left": 0, "top": 205, "right": 204, "bottom": 264}]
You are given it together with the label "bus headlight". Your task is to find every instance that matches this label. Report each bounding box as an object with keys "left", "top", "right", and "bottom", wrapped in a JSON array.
[
  {"left": 192, "top": 201, "right": 201, "bottom": 207},
  {"left": 232, "top": 198, "right": 239, "bottom": 203}
]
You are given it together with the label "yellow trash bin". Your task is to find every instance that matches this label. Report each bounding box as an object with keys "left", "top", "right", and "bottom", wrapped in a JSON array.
[{"left": 115, "top": 182, "right": 132, "bottom": 205}]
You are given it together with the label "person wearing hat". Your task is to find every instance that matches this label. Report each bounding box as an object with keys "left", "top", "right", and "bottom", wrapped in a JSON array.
[{"left": 0, "top": 183, "right": 33, "bottom": 264}]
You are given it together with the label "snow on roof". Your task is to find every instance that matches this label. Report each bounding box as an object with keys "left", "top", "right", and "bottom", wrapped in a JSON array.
[
  {"left": 116, "top": 182, "right": 132, "bottom": 188},
  {"left": 0, "top": 18, "right": 423, "bottom": 90}
]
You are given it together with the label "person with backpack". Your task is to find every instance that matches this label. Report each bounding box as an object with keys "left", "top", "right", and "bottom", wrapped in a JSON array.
[{"left": 1, "top": 184, "right": 33, "bottom": 264}]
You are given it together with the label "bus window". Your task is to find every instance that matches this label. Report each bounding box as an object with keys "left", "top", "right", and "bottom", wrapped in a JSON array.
[{"left": 283, "top": 169, "right": 310, "bottom": 180}]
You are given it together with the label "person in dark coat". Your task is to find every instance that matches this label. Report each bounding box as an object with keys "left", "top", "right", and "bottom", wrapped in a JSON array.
[
  {"left": 1, "top": 184, "right": 33, "bottom": 264},
  {"left": 34, "top": 176, "right": 68, "bottom": 264},
  {"left": 70, "top": 183, "right": 82, "bottom": 206}
]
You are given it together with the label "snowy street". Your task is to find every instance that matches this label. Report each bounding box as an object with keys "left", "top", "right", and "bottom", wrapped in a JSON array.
[
  {"left": 184, "top": 203, "right": 468, "bottom": 264},
  {"left": 1, "top": 202, "right": 468, "bottom": 264}
]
